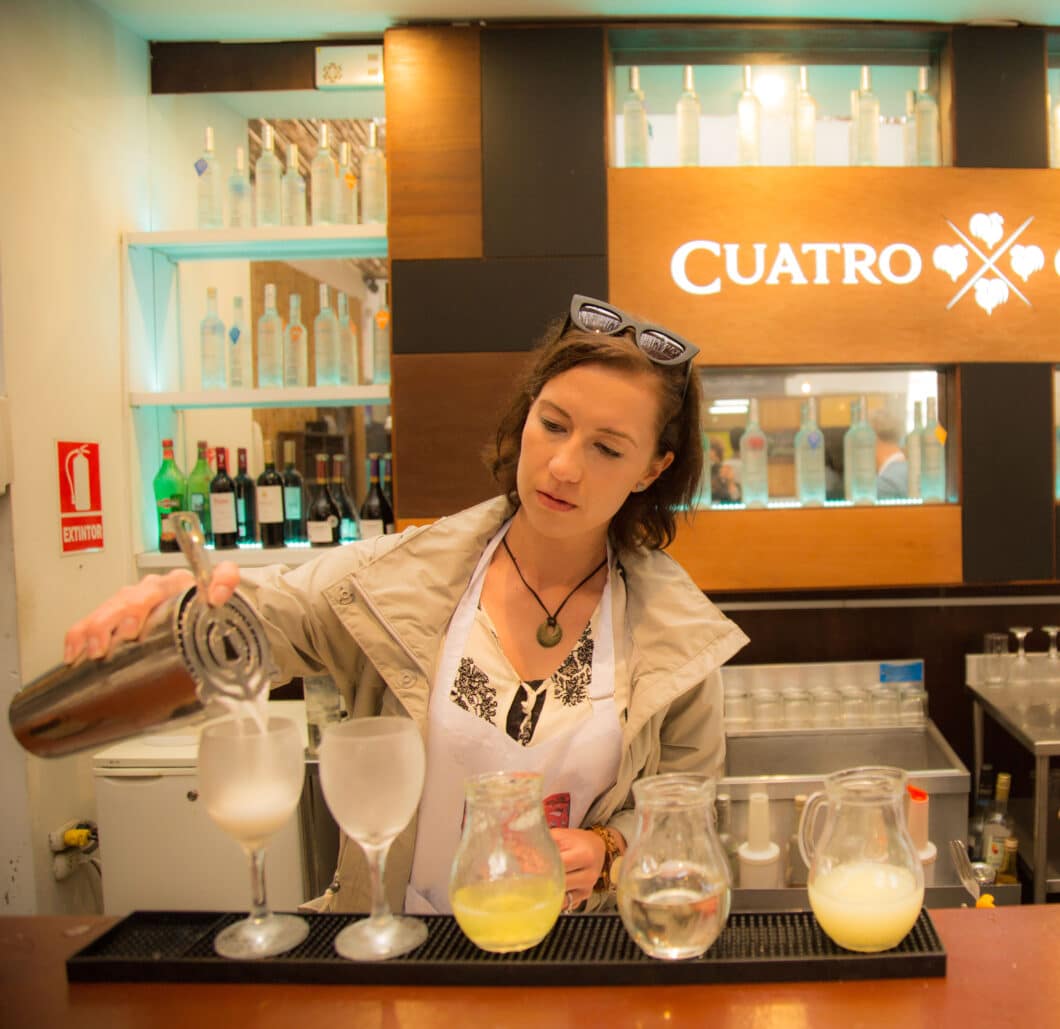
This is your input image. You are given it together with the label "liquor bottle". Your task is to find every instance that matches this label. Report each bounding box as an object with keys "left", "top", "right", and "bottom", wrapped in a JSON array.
[
  {"left": 336, "top": 140, "right": 359, "bottom": 224},
  {"left": 848, "top": 88, "right": 859, "bottom": 166},
  {"left": 255, "top": 122, "right": 283, "bottom": 227},
  {"left": 152, "top": 438, "right": 186, "bottom": 553},
  {"left": 794, "top": 397, "right": 826, "bottom": 507},
  {"left": 740, "top": 398, "right": 769, "bottom": 508},
  {"left": 715, "top": 792, "right": 739, "bottom": 885},
  {"left": 792, "top": 66, "right": 817, "bottom": 166},
  {"left": 848, "top": 395, "right": 878, "bottom": 505},
  {"left": 982, "top": 772, "right": 1013, "bottom": 869},
  {"left": 185, "top": 440, "right": 213, "bottom": 542},
  {"left": 281, "top": 142, "right": 307, "bottom": 227},
  {"left": 310, "top": 121, "right": 335, "bottom": 225},
  {"left": 675, "top": 65, "right": 700, "bottom": 167},
  {"left": 381, "top": 451, "right": 394, "bottom": 504},
  {"left": 906, "top": 400, "right": 924, "bottom": 500},
  {"left": 227, "top": 145, "right": 252, "bottom": 228},
  {"left": 281, "top": 440, "right": 306, "bottom": 545},
  {"left": 903, "top": 90, "right": 917, "bottom": 167},
  {"left": 228, "top": 295, "right": 250, "bottom": 389},
  {"left": 843, "top": 398, "right": 857, "bottom": 501},
  {"left": 920, "top": 396, "right": 947, "bottom": 503},
  {"left": 967, "top": 763, "right": 995, "bottom": 861},
  {"left": 622, "top": 66, "right": 649, "bottom": 168},
  {"left": 256, "top": 439, "right": 285, "bottom": 548},
  {"left": 257, "top": 283, "right": 283, "bottom": 388},
  {"left": 915, "top": 66, "right": 940, "bottom": 166},
  {"left": 787, "top": 794, "right": 810, "bottom": 887},
  {"left": 209, "top": 447, "right": 238, "bottom": 550},
  {"left": 283, "top": 293, "right": 308, "bottom": 388},
  {"left": 331, "top": 453, "right": 360, "bottom": 543},
  {"left": 361, "top": 120, "right": 388, "bottom": 224},
  {"left": 337, "top": 292, "right": 360, "bottom": 385},
  {"left": 234, "top": 446, "right": 257, "bottom": 545},
  {"left": 855, "top": 66, "right": 880, "bottom": 166},
  {"left": 372, "top": 283, "right": 391, "bottom": 386},
  {"left": 996, "top": 837, "right": 1019, "bottom": 885},
  {"left": 737, "top": 65, "right": 761, "bottom": 167},
  {"left": 314, "top": 283, "right": 342, "bottom": 386},
  {"left": 195, "top": 126, "right": 224, "bottom": 229},
  {"left": 306, "top": 452, "right": 340, "bottom": 547},
  {"left": 200, "top": 287, "right": 227, "bottom": 389},
  {"left": 359, "top": 453, "right": 394, "bottom": 537}
]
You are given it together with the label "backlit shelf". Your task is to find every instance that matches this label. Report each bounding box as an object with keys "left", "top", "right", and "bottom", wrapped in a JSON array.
[
  {"left": 124, "top": 224, "right": 387, "bottom": 262},
  {"left": 129, "top": 386, "right": 389, "bottom": 409}
]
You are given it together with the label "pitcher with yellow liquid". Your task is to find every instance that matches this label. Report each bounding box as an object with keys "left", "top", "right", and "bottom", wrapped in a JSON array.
[
  {"left": 799, "top": 766, "right": 925, "bottom": 953},
  {"left": 449, "top": 771, "right": 565, "bottom": 953}
]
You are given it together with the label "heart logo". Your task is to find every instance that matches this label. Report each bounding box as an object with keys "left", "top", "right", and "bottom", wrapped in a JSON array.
[
  {"left": 1010, "top": 244, "right": 1044, "bottom": 282},
  {"left": 970, "top": 212, "right": 1004, "bottom": 250},
  {"left": 933, "top": 244, "right": 968, "bottom": 282},
  {"left": 974, "top": 277, "right": 1009, "bottom": 315}
]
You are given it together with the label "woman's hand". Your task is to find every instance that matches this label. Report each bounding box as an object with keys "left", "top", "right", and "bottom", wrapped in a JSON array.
[
  {"left": 550, "top": 827, "right": 606, "bottom": 911},
  {"left": 62, "top": 562, "right": 241, "bottom": 663}
]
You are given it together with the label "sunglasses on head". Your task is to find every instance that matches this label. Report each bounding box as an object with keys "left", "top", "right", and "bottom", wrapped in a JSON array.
[{"left": 566, "top": 294, "right": 700, "bottom": 395}]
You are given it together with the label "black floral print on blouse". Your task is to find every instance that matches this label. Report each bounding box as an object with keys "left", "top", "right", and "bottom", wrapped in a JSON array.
[
  {"left": 450, "top": 656, "right": 497, "bottom": 723},
  {"left": 552, "top": 626, "right": 593, "bottom": 707}
]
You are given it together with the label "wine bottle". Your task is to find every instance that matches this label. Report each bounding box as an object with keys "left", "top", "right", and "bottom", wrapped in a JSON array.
[
  {"left": 257, "top": 439, "right": 285, "bottom": 548},
  {"left": 360, "top": 120, "right": 387, "bottom": 224},
  {"left": 228, "top": 295, "right": 250, "bottom": 389},
  {"left": 996, "top": 836, "right": 1020, "bottom": 885},
  {"left": 306, "top": 452, "right": 341, "bottom": 546},
  {"left": 152, "top": 437, "right": 186, "bottom": 553},
  {"left": 856, "top": 66, "right": 880, "bottom": 166},
  {"left": 234, "top": 446, "right": 257, "bottom": 545},
  {"left": 793, "top": 66, "right": 817, "bottom": 166},
  {"left": 737, "top": 65, "right": 761, "bottom": 167},
  {"left": 185, "top": 439, "right": 213, "bottom": 542},
  {"left": 740, "top": 398, "right": 769, "bottom": 508},
  {"left": 209, "top": 447, "right": 238, "bottom": 549},
  {"left": 257, "top": 283, "right": 283, "bottom": 388},
  {"left": 195, "top": 126, "right": 224, "bottom": 229},
  {"left": 982, "top": 772, "right": 1014, "bottom": 869},
  {"left": 794, "top": 397, "right": 826, "bottom": 507},
  {"left": 337, "top": 292, "right": 360, "bottom": 385},
  {"left": 372, "top": 282, "right": 391, "bottom": 386},
  {"left": 255, "top": 122, "right": 282, "bottom": 227},
  {"left": 281, "top": 142, "right": 307, "bottom": 227},
  {"left": 849, "top": 394, "right": 878, "bottom": 506},
  {"left": 920, "top": 396, "right": 947, "bottom": 503},
  {"left": 675, "top": 65, "right": 700, "bottom": 167},
  {"left": 336, "top": 140, "right": 359, "bottom": 224},
  {"left": 331, "top": 453, "right": 359, "bottom": 543},
  {"left": 359, "top": 453, "right": 394, "bottom": 537},
  {"left": 380, "top": 451, "right": 393, "bottom": 504},
  {"left": 283, "top": 293, "right": 308, "bottom": 388},
  {"left": 314, "top": 283, "right": 342, "bottom": 386},
  {"left": 622, "top": 66, "right": 648, "bottom": 168},
  {"left": 227, "top": 145, "right": 252, "bottom": 228},
  {"left": 200, "top": 287, "right": 227, "bottom": 390},
  {"left": 310, "top": 122, "right": 335, "bottom": 225},
  {"left": 281, "top": 440, "right": 306, "bottom": 545}
]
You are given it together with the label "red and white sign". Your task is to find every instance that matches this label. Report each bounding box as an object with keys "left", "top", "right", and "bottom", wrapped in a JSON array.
[{"left": 57, "top": 440, "right": 104, "bottom": 554}]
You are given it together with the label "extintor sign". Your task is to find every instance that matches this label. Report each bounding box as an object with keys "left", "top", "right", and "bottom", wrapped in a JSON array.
[{"left": 57, "top": 440, "right": 104, "bottom": 554}]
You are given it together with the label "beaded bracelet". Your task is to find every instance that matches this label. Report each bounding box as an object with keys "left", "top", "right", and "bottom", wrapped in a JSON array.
[{"left": 591, "top": 823, "right": 622, "bottom": 893}]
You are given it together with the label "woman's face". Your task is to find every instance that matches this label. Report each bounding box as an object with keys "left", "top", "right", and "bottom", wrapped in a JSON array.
[{"left": 516, "top": 363, "right": 674, "bottom": 545}]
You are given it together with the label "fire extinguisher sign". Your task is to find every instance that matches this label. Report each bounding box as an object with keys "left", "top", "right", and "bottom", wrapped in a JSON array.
[{"left": 56, "top": 441, "right": 104, "bottom": 554}]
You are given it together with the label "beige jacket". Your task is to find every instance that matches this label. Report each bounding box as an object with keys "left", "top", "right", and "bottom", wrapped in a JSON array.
[{"left": 240, "top": 496, "right": 749, "bottom": 913}]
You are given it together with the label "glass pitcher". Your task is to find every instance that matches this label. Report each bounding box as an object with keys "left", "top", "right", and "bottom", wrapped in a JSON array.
[
  {"left": 798, "top": 766, "right": 924, "bottom": 953},
  {"left": 616, "top": 773, "right": 731, "bottom": 960},
  {"left": 449, "top": 771, "right": 565, "bottom": 953}
]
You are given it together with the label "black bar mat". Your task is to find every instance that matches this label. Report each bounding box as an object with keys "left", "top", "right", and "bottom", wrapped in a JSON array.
[{"left": 67, "top": 909, "right": 945, "bottom": 986}]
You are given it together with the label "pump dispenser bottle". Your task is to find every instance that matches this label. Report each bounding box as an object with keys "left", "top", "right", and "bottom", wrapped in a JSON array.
[{"left": 738, "top": 792, "right": 782, "bottom": 888}]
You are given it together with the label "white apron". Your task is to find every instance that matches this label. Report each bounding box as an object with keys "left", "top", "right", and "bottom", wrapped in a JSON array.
[{"left": 406, "top": 524, "right": 623, "bottom": 914}]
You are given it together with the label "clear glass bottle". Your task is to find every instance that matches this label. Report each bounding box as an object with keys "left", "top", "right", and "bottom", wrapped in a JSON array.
[
  {"left": 361, "top": 121, "right": 388, "bottom": 224},
  {"left": 200, "top": 287, "right": 227, "bottom": 390},
  {"left": 794, "top": 396, "right": 826, "bottom": 507},
  {"left": 981, "top": 772, "right": 1013, "bottom": 869},
  {"left": 903, "top": 90, "right": 918, "bottom": 167},
  {"left": 372, "top": 283, "right": 391, "bottom": 386},
  {"left": 283, "top": 293, "right": 307, "bottom": 387},
  {"left": 842, "top": 398, "right": 857, "bottom": 501},
  {"left": 848, "top": 88, "right": 860, "bottom": 166},
  {"left": 1051, "top": 92, "right": 1060, "bottom": 170},
  {"left": 675, "top": 65, "right": 700, "bottom": 167},
  {"left": 336, "top": 140, "right": 359, "bottom": 224},
  {"left": 281, "top": 440, "right": 305, "bottom": 545},
  {"left": 792, "top": 65, "right": 817, "bottom": 166},
  {"left": 737, "top": 65, "right": 761, "bottom": 167},
  {"left": 227, "top": 145, "right": 253, "bottom": 228},
  {"left": 337, "top": 292, "right": 360, "bottom": 385},
  {"left": 310, "top": 122, "right": 336, "bottom": 225},
  {"left": 196, "top": 126, "right": 224, "bottom": 229},
  {"left": 996, "top": 836, "right": 1019, "bottom": 885},
  {"left": 257, "top": 283, "right": 284, "bottom": 388},
  {"left": 313, "top": 284, "right": 342, "bottom": 386},
  {"left": 622, "top": 66, "right": 649, "bottom": 167},
  {"left": 856, "top": 66, "right": 880, "bottom": 166},
  {"left": 281, "top": 142, "right": 307, "bottom": 227},
  {"left": 906, "top": 400, "right": 924, "bottom": 500},
  {"left": 185, "top": 439, "right": 213, "bottom": 543},
  {"left": 848, "top": 395, "right": 878, "bottom": 505},
  {"left": 152, "top": 437, "right": 186, "bottom": 553},
  {"left": 739, "top": 398, "right": 769, "bottom": 508},
  {"left": 228, "top": 295, "right": 250, "bottom": 390},
  {"left": 255, "top": 122, "right": 283, "bottom": 227},
  {"left": 915, "top": 66, "right": 940, "bottom": 166},
  {"left": 920, "top": 396, "right": 947, "bottom": 502}
]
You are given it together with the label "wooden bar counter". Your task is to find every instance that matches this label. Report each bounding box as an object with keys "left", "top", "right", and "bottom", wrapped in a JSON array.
[{"left": 4, "top": 906, "right": 1059, "bottom": 1028}]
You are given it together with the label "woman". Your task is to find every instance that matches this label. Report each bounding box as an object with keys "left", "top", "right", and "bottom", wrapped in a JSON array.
[{"left": 64, "top": 293, "right": 749, "bottom": 914}]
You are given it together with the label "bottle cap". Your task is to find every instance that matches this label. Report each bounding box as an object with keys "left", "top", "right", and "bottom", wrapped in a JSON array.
[
  {"left": 204, "top": 126, "right": 215, "bottom": 152},
  {"left": 319, "top": 283, "right": 329, "bottom": 307},
  {"left": 319, "top": 122, "right": 329, "bottom": 148},
  {"left": 629, "top": 66, "right": 640, "bottom": 92},
  {"left": 262, "top": 123, "right": 274, "bottom": 151}
]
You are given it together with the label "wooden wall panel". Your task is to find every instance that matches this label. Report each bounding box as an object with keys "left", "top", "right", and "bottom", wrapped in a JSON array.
[{"left": 385, "top": 27, "right": 483, "bottom": 261}]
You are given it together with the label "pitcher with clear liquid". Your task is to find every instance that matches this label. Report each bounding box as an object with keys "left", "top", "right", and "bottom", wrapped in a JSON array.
[
  {"left": 616, "top": 773, "right": 731, "bottom": 960},
  {"left": 799, "top": 766, "right": 924, "bottom": 953}
]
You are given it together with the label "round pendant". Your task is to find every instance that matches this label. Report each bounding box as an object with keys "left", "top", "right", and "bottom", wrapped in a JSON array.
[{"left": 536, "top": 619, "right": 563, "bottom": 648}]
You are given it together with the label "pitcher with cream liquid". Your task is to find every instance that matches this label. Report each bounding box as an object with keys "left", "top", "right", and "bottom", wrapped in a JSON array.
[{"left": 799, "top": 766, "right": 924, "bottom": 953}]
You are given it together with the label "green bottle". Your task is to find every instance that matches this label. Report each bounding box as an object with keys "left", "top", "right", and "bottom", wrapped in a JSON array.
[
  {"left": 152, "top": 438, "right": 186, "bottom": 553},
  {"left": 185, "top": 439, "right": 213, "bottom": 542}
]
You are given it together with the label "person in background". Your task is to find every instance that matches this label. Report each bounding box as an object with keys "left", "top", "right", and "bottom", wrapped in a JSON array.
[
  {"left": 871, "top": 407, "right": 909, "bottom": 500},
  {"left": 708, "top": 437, "right": 740, "bottom": 504},
  {"left": 64, "top": 293, "right": 749, "bottom": 917}
]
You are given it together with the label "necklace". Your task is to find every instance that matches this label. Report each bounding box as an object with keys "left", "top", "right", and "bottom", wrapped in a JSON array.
[{"left": 501, "top": 537, "right": 608, "bottom": 648}]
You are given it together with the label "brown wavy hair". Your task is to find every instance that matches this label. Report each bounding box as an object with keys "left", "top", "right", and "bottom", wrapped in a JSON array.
[{"left": 485, "top": 317, "right": 703, "bottom": 551}]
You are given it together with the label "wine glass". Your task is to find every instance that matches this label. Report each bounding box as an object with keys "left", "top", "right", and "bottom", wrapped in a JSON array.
[
  {"left": 1009, "top": 627, "right": 1033, "bottom": 685},
  {"left": 197, "top": 715, "right": 309, "bottom": 958},
  {"left": 319, "top": 717, "right": 428, "bottom": 960}
]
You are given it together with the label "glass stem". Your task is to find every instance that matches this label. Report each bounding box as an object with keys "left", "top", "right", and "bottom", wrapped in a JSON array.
[
  {"left": 248, "top": 846, "right": 269, "bottom": 923},
  {"left": 363, "top": 841, "right": 392, "bottom": 923}
]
